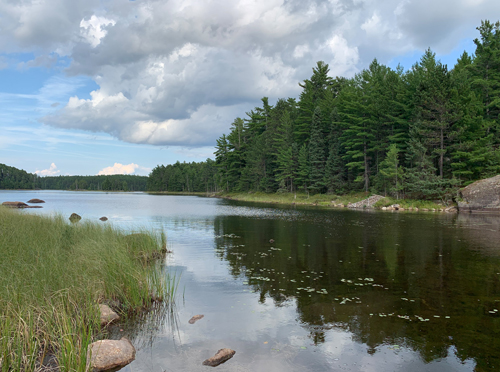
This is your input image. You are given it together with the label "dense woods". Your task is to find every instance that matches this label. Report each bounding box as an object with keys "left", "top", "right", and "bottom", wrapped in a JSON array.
[
  {"left": 147, "top": 160, "right": 219, "bottom": 192},
  {"left": 211, "top": 20, "right": 500, "bottom": 200},
  {"left": 0, "top": 164, "right": 147, "bottom": 191}
]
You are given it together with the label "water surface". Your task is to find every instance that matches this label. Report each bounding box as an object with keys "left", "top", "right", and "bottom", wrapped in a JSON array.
[{"left": 2, "top": 190, "right": 500, "bottom": 371}]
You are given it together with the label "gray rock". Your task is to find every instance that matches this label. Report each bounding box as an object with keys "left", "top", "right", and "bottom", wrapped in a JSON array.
[
  {"left": 458, "top": 175, "right": 500, "bottom": 213},
  {"left": 69, "top": 213, "right": 81, "bottom": 222},
  {"left": 99, "top": 304, "right": 120, "bottom": 326},
  {"left": 88, "top": 337, "right": 135, "bottom": 371},
  {"left": 348, "top": 195, "right": 385, "bottom": 209},
  {"left": 202, "top": 348, "right": 236, "bottom": 367},
  {"left": 188, "top": 314, "right": 204, "bottom": 324}
]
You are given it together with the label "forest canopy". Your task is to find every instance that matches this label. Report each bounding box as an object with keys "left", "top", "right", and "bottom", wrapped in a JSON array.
[{"left": 207, "top": 20, "right": 500, "bottom": 200}]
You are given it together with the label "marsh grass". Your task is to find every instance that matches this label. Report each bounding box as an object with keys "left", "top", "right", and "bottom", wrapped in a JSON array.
[
  {"left": 222, "top": 191, "right": 369, "bottom": 207},
  {"left": 0, "top": 207, "right": 174, "bottom": 371}
]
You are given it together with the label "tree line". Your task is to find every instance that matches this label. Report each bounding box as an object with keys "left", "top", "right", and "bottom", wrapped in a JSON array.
[
  {"left": 0, "top": 163, "right": 147, "bottom": 191},
  {"left": 147, "top": 159, "right": 219, "bottom": 192},
  {"left": 212, "top": 20, "right": 500, "bottom": 200}
]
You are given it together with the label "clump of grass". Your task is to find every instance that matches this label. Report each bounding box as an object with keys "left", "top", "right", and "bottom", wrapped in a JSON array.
[
  {"left": 222, "top": 191, "right": 369, "bottom": 207},
  {"left": 373, "top": 196, "right": 450, "bottom": 210},
  {"left": 0, "top": 207, "right": 174, "bottom": 371}
]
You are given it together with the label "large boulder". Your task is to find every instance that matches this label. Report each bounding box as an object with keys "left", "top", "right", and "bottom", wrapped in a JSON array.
[
  {"left": 27, "top": 199, "right": 45, "bottom": 203},
  {"left": 458, "top": 175, "right": 500, "bottom": 213},
  {"left": 69, "top": 213, "right": 82, "bottom": 222},
  {"left": 347, "top": 195, "right": 385, "bottom": 209},
  {"left": 88, "top": 337, "right": 135, "bottom": 371}
]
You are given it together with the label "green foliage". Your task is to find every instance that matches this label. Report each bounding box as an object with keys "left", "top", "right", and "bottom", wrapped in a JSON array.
[
  {"left": 207, "top": 20, "right": 500, "bottom": 200},
  {"left": 0, "top": 207, "right": 173, "bottom": 370}
]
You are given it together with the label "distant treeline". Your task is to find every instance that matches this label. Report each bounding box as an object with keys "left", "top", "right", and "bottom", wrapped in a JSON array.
[
  {"left": 0, "top": 163, "right": 147, "bottom": 191},
  {"left": 147, "top": 160, "right": 219, "bottom": 192},
  {"left": 212, "top": 20, "right": 500, "bottom": 200}
]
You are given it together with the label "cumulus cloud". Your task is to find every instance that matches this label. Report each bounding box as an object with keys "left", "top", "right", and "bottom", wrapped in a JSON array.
[
  {"left": 98, "top": 163, "right": 150, "bottom": 176},
  {"left": 2, "top": 0, "right": 500, "bottom": 147},
  {"left": 35, "top": 163, "right": 60, "bottom": 176}
]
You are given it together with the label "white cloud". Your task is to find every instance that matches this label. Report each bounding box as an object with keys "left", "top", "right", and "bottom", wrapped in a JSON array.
[
  {"left": 35, "top": 163, "right": 60, "bottom": 176},
  {"left": 97, "top": 162, "right": 150, "bottom": 175},
  {"left": 1, "top": 0, "right": 500, "bottom": 148}
]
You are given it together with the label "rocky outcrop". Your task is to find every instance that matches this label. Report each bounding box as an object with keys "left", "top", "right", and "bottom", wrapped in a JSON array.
[
  {"left": 69, "top": 213, "right": 81, "bottom": 222},
  {"left": 2, "top": 201, "right": 28, "bottom": 208},
  {"left": 202, "top": 348, "right": 236, "bottom": 367},
  {"left": 88, "top": 337, "right": 135, "bottom": 371},
  {"left": 458, "top": 175, "right": 500, "bottom": 213},
  {"left": 347, "top": 195, "right": 385, "bottom": 209},
  {"left": 99, "top": 217, "right": 108, "bottom": 221},
  {"left": 188, "top": 314, "right": 204, "bottom": 324},
  {"left": 99, "top": 304, "right": 120, "bottom": 326},
  {"left": 27, "top": 199, "right": 45, "bottom": 203}
]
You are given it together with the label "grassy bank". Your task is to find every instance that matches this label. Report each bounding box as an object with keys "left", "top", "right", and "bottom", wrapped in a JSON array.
[
  {"left": 220, "top": 192, "right": 449, "bottom": 210},
  {"left": 0, "top": 207, "right": 174, "bottom": 371}
]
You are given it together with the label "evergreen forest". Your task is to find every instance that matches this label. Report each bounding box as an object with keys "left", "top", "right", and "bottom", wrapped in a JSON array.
[
  {"left": 0, "top": 163, "right": 147, "bottom": 191},
  {"left": 210, "top": 20, "right": 500, "bottom": 200}
]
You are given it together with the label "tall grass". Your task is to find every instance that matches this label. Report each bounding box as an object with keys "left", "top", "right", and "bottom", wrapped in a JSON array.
[{"left": 0, "top": 207, "right": 174, "bottom": 371}]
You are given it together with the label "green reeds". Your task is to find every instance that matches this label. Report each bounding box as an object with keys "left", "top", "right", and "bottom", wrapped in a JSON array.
[{"left": 0, "top": 207, "right": 175, "bottom": 371}]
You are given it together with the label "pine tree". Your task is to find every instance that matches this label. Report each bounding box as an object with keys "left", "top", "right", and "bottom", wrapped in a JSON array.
[
  {"left": 308, "top": 107, "right": 326, "bottom": 193},
  {"left": 296, "top": 144, "right": 309, "bottom": 193}
]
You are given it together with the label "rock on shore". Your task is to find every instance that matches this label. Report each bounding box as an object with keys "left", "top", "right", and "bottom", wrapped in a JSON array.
[
  {"left": 88, "top": 337, "right": 135, "bottom": 371},
  {"left": 458, "top": 175, "right": 500, "bottom": 213},
  {"left": 27, "top": 199, "right": 45, "bottom": 203},
  {"left": 2, "top": 201, "right": 28, "bottom": 208},
  {"left": 99, "top": 304, "right": 120, "bottom": 326},
  {"left": 347, "top": 195, "right": 385, "bottom": 209}
]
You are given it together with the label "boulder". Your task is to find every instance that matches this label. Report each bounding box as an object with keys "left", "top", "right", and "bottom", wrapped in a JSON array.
[
  {"left": 88, "top": 337, "right": 135, "bottom": 371},
  {"left": 99, "top": 304, "right": 120, "bottom": 326},
  {"left": 27, "top": 199, "right": 45, "bottom": 203},
  {"left": 2, "top": 201, "right": 28, "bottom": 208},
  {"left": 202, "top": 348, "right": 236, "bottom": 367},
  {"left": 458, "top": 175, "right": 500, "bottom": 213},
  {"left": 69, "top": 213, "right": 81, "bottom": 222},
  {"left": 348, "top": 195, "right": 385, "bottom": 209},
  {"left": 99, "top": 217, "right": 108, "bottom": 221},
  {"left": 188, "top": 314, "right": 204, "bottom": 324}
]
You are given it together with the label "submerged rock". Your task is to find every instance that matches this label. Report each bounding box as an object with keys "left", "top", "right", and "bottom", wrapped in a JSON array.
[
  {"left": 88, "top": 337, "right": 135, "bottom": 371},
  {"left": 202, "top": 348, "right": 236, "bottom": 367},
  {"left": 99, "top": 304, "right": 120, "bottom": 326},
  {"left": 69, "top": 213, "right": 81, "bottom": 222},
  {"left": 27, "top": 198, "right": 45, "bottom": 203},
  {"left": 458, "top": 175, "right": 500, "bottom": 213},
  {"left": 188, "top": 314, "right": 204, "bottom": 324},
  {"left": 2, "top": 201, "right": 28, "bottom": 208},
  {"left": 99, "top": 216, "right": 108, "bottom": 221}
]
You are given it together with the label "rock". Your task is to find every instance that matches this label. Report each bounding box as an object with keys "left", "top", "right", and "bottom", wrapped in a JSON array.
[
  {"left": 348, "top": 195, "right": 385, "bottom": 209},
  {"left": 381, "top": 207, "right": 387, "bottom": 210},
  {"left": 2, "top": 201, "right": 28, "bottom": 208},
  {"left": 69, "top": 213, "right": 81, "bottom": 222},
  {"left": 202, "top": 348, "right": 236, "bottom": 367},
  {"left": 27, "top": 199, "right": 45, "bottom": 203},
  {"left": 445, "top": 206, "right": 458, "bottom": 213},
  {"left": 88, "top": 337, "right": 135, "bottom": 371},
  {"left": 99, "top": 304, "right": 120, "bottom": 326},
  {"left": 189, "top": 314, "right": 204, "bottom": 324},
  {"left": 458, "top": 175, "right": 500, "bottom": 213},
  {"left": 99, "top": 217, "right": 108, "bottom": 221}
]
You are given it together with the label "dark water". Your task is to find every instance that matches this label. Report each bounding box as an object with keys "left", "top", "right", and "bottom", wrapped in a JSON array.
[{"left": 2, "top": 190, "right": 500, "bottom": 371}]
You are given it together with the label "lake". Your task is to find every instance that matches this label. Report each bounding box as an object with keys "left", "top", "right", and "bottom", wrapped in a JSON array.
[{"left": 2, "top": 190, "right": 500, "bottom": 371}]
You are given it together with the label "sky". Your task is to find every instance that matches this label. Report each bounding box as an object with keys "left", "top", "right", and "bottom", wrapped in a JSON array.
[{"left": 1, "top": 0, "right": 500, "bottom": 177}]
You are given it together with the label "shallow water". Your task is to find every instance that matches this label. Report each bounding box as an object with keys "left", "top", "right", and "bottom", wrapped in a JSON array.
[{"left": 2, "top": 190, "right": 500, "bottom": 371}]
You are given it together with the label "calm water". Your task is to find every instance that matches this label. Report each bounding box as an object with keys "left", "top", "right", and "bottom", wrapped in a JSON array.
[{"left": 2, "top": 190, "right": 500, "bottom": 371}]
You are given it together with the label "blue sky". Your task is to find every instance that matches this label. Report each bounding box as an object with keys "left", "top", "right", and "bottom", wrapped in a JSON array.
[{"left": 1, "top": 1, "right": 499, "bottom": 177}]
